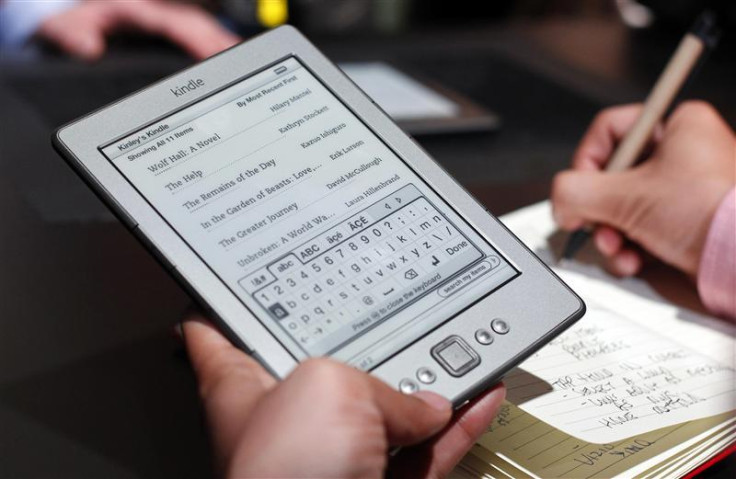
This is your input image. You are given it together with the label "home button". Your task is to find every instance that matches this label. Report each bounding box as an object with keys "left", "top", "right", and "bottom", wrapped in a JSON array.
[{"left": 431, "top": 335, "right": 480, "bottom": 377}]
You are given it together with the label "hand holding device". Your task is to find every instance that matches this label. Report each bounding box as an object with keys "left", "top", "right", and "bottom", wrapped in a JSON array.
[
  {"left": 552, "top": 101, "right": 735, "bottom": 277},
  {"left": 182, "top": 311, "right": 505, "bottom": 478}
]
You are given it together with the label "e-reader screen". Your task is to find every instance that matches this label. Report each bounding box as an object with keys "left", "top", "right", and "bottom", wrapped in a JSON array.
[{"left": 100, "top": 57, "right": 518, "bottom": 370}]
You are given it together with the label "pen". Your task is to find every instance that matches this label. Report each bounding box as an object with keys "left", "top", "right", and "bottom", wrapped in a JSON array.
[{"left": 560, "top": 10, "right": 721, "bottom": 261}]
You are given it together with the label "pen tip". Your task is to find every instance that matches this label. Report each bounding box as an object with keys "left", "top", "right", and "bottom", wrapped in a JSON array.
[{"left": 560, "top": 229, "right": 591, "bottom": 263}]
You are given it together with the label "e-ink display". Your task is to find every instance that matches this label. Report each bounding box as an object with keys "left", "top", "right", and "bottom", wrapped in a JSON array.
[{"left": 101, "top": 57, "right": 518, "bottom": 369}]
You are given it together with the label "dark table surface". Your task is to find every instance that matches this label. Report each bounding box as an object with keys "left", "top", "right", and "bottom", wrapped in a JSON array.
[{"left": 0, "top": 20, "right": 733, "bottom": 478}]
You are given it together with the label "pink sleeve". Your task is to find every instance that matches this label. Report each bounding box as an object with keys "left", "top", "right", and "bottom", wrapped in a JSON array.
[{"left": 697, "top": 188, "right": 736, "bottom": 320}]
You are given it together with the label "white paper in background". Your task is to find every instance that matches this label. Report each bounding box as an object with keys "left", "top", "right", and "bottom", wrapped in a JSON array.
[
  {"left": 340, "top": 62, "right": 460, "bottom": 120},
  {"left": 498, "top": 201, "right": 736, "bottom": 444}
]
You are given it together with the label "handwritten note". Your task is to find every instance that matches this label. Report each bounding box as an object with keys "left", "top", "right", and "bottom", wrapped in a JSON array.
[
  {"left": 452, "top": 201, "right": 736, "bottom": 479},
  {"left": 491, "top": 201, "right": 736, "bottom": 443},
  {"left": 505, "top": 296, "right": 735, "bottom": 443}
]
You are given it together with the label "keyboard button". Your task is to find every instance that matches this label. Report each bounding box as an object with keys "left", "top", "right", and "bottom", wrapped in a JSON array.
[
  {"left": 267, "top": 303, "right": 289, "bottom": 319},
  {"left": 268, "top": 254, "right": 300, "bottom": 276},
  {"left": 431, "top": 336, "right": 480, "bottom": 377},
  {"left": 238, "top": 268, "right": 276, "bottom": 294}
]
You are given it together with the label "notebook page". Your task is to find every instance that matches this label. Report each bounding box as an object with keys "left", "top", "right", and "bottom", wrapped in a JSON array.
[
  {"left": 639, "top": 426, "right": 735, "bottom": 478},
  {"left": 497, "top": 201, "right": 735, "bottom": 443},
  {"left": 508, "top": 287, "right": 735, "bottom": 443},
  {"left": 468, "top": 402, "right": 733, "bottom": 479}
]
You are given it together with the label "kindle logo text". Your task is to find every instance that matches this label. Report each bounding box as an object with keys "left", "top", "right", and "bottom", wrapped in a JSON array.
[{"left": 171, "top": 79, "right": 205, "bottom": 98}]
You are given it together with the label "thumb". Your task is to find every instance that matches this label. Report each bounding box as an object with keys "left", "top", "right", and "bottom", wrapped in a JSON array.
[
  {"left": 552, "top": 169, "right": 638, "bottom": 233},
  {"left": 182, "top": 314, "right": 276, "bottom": 466},
  {"left": 367, "top": 377, "right": 453, "bottom": 446}
]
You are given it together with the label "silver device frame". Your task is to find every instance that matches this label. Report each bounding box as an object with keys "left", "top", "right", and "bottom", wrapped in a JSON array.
[{"left": 53, "top": 25, "right": 584, "bottom": 405}]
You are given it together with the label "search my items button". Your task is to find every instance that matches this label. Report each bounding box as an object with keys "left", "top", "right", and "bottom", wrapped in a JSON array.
[{"left": 438, "top": 257, "right": 500, "bottom": 298}]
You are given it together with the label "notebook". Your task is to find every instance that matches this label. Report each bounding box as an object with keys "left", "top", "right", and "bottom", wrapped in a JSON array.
[{"left": 453, "top": 201, "right": 736, "bottom": 478}]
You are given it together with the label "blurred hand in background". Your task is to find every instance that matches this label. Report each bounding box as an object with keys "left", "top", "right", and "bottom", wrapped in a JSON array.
[{"left": 1, "top": 0, "right": 240, "bottom": 61}]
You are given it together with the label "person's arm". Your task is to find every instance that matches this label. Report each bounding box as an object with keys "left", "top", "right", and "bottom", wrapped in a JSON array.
[
  {"left": 552, "top": 101, "right": 735, "bottom": 319},
  {"left": 0, "top": 0, "right": 78, "bottom": 48},
  {"left": 698, "top": 188, "right": 736, "bottom": 318}
]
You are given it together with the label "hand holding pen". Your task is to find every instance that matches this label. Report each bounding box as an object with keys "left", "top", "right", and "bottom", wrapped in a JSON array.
[
  {"left": 554, "top": 11, "right": 731, "bottom": 277},
  {"left": 552, "top": 10, "right": 736, "bottom": 275},
  {"left": 552, "top": 101, "right": 734, "bottom": 277}
]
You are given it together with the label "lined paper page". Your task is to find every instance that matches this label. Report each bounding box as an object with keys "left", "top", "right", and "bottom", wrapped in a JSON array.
[
  {"left": 505, "top": 293, "right": 735, "bottom": 443},
  {"left": 468, "top": 402, "right": 733, "bottom": 479},
  {"left": 497, "top": 202, "right": 735, "bottom": 443}
]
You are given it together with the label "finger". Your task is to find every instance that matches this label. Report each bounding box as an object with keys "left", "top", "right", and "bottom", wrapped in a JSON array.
[
  {"left": 112, "top": 1, "right": 241, "bottom": 59},
  {"left": 36, "top": 14, "right": 106, "bottom": 61},
  {"left": 330, "top": 367, "right": 453, "bottom": 446},
  {"left": 389, "top": 384, "right": 506, "bottom": 478},
  {"left": 182, "top": 314, "right": 276, "bottom": 463},
  {"left": 594, "top": 226, "right": 624, "bottom": 257},
  {"left": 551, "top": 169, "right": 637, "bottom": 231},
  {"left": 572, "top": 104, "right": 645, "bottom": 171},
  {"left": 183, "top": 313, "right": 275, "bottom": 394},
  {"left": 606, "top": 249, "right": 643, "bottom": 277},
  {"left": 424, "top": 384, "right": 505, "bottom": 478},
  {"left": 367, "top": 377, "right": 452, "bottom": 445},
  {"left": 595, "top": 228, "right": 642, "bottom": 276}
]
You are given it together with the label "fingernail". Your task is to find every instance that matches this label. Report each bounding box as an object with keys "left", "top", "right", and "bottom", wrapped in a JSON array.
[
  {"left": 618, "top": 253, "right": 638, "bottom": 276},
  {"left": 594, "top": 231, "right": 613, "bottom": 256},
  {"left": 413, "top": 391, "right": 451, "bottom": 412}
]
